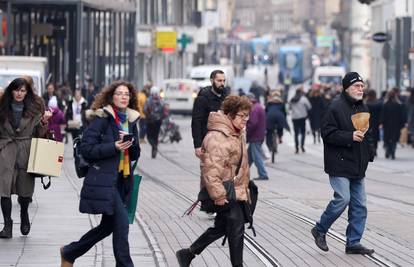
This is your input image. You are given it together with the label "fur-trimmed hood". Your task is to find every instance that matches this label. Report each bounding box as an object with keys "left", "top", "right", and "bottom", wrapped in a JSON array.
[{"left": 85, "top": 105, "right": 140, "bottom": 124}]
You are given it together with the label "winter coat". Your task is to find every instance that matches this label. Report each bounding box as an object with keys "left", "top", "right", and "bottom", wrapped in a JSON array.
[
  {"left": 366, "top": 100, "right": 382, "bottom": 143},
  {"left": 191, "top": 86, "right": 229, "bottom": 149},
  {"left": 65, "top": 97, "right": 87, "bottom": 129},
  {"left": 266, "top": 102, "right": 289, "bottom": 131},
  {"left": 79, "top": 105, "right": 140, "bottom": 215},
  {"left": 290, "top": 95, "right": 311, "bottom": 120},
  {"left": 144, "top": 95, "right": 165, "bottom": 123},
  {"left": 247, "top": 101, "right": 266, "bottom": 143},
  {"left": 321, "top": 92, "right": 375, "bottom": 179},
  {"left": 0, "top": 112, "right": 48, "bottom": 197},
  {"left": 407, "top": 102, "right": 414, "bottom": 134},
  {"left": 136, "top": 91, "right": 147, "bottom": 119},
  {"left": 200, "top": 111, "right": 250, "bottom": 202},
  {"left": 48, "top": 107, "right": 66, "bottom": 142},
  {"left": 381, "top": 101, "right": 407, "bottom": 143},
  {"left": 308, "top": 95, "right": 325, "bottom": 131}
]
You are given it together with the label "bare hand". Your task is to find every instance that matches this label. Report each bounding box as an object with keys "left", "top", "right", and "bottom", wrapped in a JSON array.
[
  {"left": 195, "top": 147, "right": 203, "bottom": 158},
  {"left": 214, "top": 199, "right": 228, "bottom": 206},
  {"left": 353, "top": 130, "right": 364, "bottom": 142},
  {"left": 42, "top": 109, "right": 53, "bottom": 122},
  {"left": 115, "top": 140, "right": 133, "bottom": 151}
]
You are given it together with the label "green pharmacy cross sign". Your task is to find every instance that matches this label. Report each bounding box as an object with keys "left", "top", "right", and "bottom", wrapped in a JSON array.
[{"left": 177, "top": 33, "right": 193, "bottom": 52}]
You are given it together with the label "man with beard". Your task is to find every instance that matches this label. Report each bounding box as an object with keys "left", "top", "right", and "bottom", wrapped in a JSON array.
[
  {"left": 191, "top": 70, "right": 229, "bottom": 158},
  {"left": 311, "top": 72, "right": 375, "bottom": 255}
]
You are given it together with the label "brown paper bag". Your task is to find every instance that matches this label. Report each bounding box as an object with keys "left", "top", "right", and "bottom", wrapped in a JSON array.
[
  {"left": 400, "top": 127, "right": 408, "bottom": 145},
  {"left": 351, "top": 112, "right": 370, "bottom": 133},
  {"left": 27, "top": 138, "right": 65, "bottom": 177}
]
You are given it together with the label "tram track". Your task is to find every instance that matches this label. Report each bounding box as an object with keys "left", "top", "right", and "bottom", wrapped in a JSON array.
[{"left": 155, "top": 149, "right": 399, "bottom": 267}]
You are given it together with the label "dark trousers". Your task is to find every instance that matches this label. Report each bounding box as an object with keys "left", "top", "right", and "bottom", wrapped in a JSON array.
[
  {"left": 146, "top": 120, "right": 162, "bottom": 148},
  {"left": 190, "top": 202, "right": 245, "bottom": 267},
  {"left": 292, "top": 118, "right": 306, "bottom": 150},
  {"left": 139, "top": 119, "right": 147, "bottom": 139},
  {"left": 385, "top": 141, "right": 397, "bottom": 158},
  {"left": 62, "top": 192, "right": 133, "bottom": 267}
]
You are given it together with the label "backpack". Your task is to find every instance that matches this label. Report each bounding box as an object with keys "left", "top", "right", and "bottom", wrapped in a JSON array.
[{"left": 73, "top": 135, "right": 89, "bottom": 178}]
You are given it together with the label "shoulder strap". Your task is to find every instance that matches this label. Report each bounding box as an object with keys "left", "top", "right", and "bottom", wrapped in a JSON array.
[{"left": 235, "top": 139, "right": 243, "bottom": 176}]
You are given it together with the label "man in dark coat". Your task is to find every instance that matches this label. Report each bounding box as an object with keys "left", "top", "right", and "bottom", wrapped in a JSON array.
[
  {"left": 311, "top": 72, "right": 375, "bottom": 255},
  {"left": 191, "top": 70, "right": 229, "bottom": 158}
]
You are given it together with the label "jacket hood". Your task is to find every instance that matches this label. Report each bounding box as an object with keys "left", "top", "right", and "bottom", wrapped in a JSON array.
[
  {"left": 85, "top": 105, "right": 140, "bottom": 123},
  {"left": 207, "top": 111, "right": 240, "bottom": 137}
]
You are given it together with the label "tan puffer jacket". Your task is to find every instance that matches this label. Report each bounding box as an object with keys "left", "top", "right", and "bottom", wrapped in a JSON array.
[{"left": 200, "top": 111, "right": 250, "bottom": 202}]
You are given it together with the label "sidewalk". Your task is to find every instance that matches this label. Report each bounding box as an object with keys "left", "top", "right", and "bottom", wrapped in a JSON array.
[{"left": 0, "top": 143, "right": 157, "bottom": 267}]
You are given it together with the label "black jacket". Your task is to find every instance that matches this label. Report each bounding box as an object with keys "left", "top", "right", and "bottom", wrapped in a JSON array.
[
  {"left": 321, "top": 92, "right": 375, "bottom": 179},
  {"left": 191, "top": 86, "right": 228, "bottom": 148},
  {"left": 381, "top": 101, "right": 407, "bottom": 143}
]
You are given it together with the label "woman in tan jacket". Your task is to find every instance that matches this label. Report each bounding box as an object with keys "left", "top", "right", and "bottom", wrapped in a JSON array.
[{"left": 176, "top": 95, "right": 252, "bottom": 267}]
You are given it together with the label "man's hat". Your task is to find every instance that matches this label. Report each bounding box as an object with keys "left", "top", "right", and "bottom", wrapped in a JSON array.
[{"left": 342, "top": 72, "right": 363, "bottom": 90}]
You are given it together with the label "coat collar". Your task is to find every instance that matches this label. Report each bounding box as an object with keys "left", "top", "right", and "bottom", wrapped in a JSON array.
[{"left": 85, "top": 105, "right": 140, "bottom": 124}]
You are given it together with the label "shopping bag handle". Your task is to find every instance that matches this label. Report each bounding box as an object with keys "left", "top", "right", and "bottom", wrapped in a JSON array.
[{"left": 41, "top": 176, "right": 51, "bottom": 190}]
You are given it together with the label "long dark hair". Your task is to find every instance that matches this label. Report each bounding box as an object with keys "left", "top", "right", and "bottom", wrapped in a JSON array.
[
  {"left": 91, "top": 80, "right": 137, "bottom": 110},
  {"left": 0, "top": 78, "right": 45, "bottom": 124}
]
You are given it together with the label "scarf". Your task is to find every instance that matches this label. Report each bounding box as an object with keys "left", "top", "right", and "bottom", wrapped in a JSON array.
[
  {"left": 113, "top": 106, "right": 130, "bottom": 178},
  {"left": 11, "top": 100, "right": 24, "bottom": 129}
]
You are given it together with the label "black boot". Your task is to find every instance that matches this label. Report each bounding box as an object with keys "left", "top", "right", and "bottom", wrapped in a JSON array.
[
  {"left": 311, "top": 227, "right": 329, "bottom": 251},
  {"left": 0, "top": 219, "right": 13, "bottom": 238},
  {"left": 19, "top": 197, "right": 31, "bottom": 235},
  {"left": 151, "top": 145, "right": 157, "bottom": 159},
  {"left": 176, "top": 248, "right": 195, "bottom": 267},
  {"left": 346, "top": 244, "right": 375, "bottom": 255}
]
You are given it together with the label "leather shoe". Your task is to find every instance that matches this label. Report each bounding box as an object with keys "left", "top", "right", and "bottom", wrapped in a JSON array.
[
  {"left": 60, "top": 247, "right": 73, "bottom": 267},
  {"left": 253, "top": 176, "right": 269, "bottom": 181},
  {"left": 176, "top": 248, "right": 195, "bottom": 267},
  {"left": 346, "top": 244, "right": 374, "bottom": 255},
  {"left": 311, "top": 227, "right": 329, "bottom": 251}
]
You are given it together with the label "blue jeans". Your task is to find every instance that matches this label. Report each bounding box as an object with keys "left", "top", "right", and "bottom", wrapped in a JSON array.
[
  {"left": 248, "top": 142, "right": 268, "bottom": 178},
  {"left": 315, "top": 177, "right": 367, "bottom": 247},
  {"left": 62, "top": 191, "right": 133, "bottom": 267}
]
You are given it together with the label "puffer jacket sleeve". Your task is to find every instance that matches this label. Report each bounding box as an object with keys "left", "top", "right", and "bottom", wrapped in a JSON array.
[
  {"left": 80, "top": 117, "right": 117, "bottom": 160},
  {"left": 201, "top": 132, "right": 227, "bottom": 201}
]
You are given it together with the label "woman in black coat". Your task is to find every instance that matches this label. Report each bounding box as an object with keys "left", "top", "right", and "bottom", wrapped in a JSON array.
[
  {"left": 365, "top": 89, "right": 383, "bottom": 157},
  {"left": 381, "top": 90, "right": 407, "bottom": 159},
  {"left": 60, "top": 81, "right": 140, "bottom": 267}
]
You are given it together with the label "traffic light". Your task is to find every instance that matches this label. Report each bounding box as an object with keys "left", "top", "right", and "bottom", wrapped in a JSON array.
[{"left": 358, "top": 0, "right": 376, "bottom": 4}]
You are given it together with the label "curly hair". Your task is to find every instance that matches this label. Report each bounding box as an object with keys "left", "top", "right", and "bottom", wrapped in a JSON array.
[
  {"left": 0, "top": 78, "right": 45, "bottom": 124},
  {"left": 91, "top": 80, "right": 137, "bottom": 110},
  {"left": 220, "top": 95, "right": 252, "bottom": 119}
]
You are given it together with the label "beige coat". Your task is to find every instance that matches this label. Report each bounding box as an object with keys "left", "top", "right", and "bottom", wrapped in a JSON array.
[
  {"left": 200, "top": 111, "right": 250, "bottom": 202},
  {"left": 0, "top": 114, "right": 48, "bottom": 197}
]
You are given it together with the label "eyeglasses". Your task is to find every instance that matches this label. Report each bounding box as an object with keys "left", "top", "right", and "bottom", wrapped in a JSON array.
[
  {"left": 235, "top": 113, "right": 250, "bottom": 120},
  {"left": 114, "top": 92, "right": 131, "bottom": 97}
]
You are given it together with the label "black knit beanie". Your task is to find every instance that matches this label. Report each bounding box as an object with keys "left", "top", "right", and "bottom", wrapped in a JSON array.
[{"left": 342, "top": 72, "right": 363, "bottom": 90}]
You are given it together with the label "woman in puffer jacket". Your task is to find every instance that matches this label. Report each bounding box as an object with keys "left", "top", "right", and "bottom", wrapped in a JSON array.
[{"left": 176, "top": 95, "right": 252, "bottom": 267}]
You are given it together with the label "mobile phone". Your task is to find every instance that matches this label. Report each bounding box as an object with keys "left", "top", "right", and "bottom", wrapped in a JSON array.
[{"left": 122, "top": 134, "right": 134, "bottom": 142}]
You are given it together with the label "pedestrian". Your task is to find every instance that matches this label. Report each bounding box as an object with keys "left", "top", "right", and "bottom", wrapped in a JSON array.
[
  {"left": 0, "top": 78, "right": 52, "bottom": 238},
  {"left": 246, "top": 93, "right": 268, "bottom": 180},
  {"left": 266, "top": 90, "right": 289, "bottom": 152},
  {"left": 380, "top": 89, "right": 407, "bottom": 159},
  {"left": 82, "top": 78, "right": 98, "bottom": 109},
  {"left": 406, "top": 89, "right": 414, "bottom": 147},
  {"left": 289, "top": 87, "right": 311, "bottom": 153},
  {"left": 47, "top": 96, "right": 66, "bottom": 142},
  {"left": 176, "top": 95, "right": 252, "bottom": 267},
  {"left": 136, "top": 84, "right": 150, "bottom": 144},
  {"left": 60, "top": 81, "right": 140, "bottom": 267},
  {"left": 308, "top": 87, "right": 325, "bottom": 144},
  {"left": 43, "top": 82, "right": 65, "bottom": 110},
  {"left": 191, "top": 70, "right": 229, "bottom": 158},
  {"left": 65, "top": 89, "right": 87, "bottom": 141},
  {"left": 144, "top": 87, "right": 165, "bottom": 158},
  {"left": 365, "top": 89, "right": 382, "bottom": 157},
  {"left": 311, "top": 72, "right": 375, "bottom": 255},
  {"left": 282, "top": 71, "right": 292, "bottom": 102}
]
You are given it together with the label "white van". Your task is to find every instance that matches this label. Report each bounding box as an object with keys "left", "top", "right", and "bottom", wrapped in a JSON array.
[
  {"left": 0, "top": 56, "right": 48, "bottom": 95},
  {"left": 161, "top": 79, "right": 199, "bottom": 114},
  {"left": 189, "top": 65, "right": 234, "bottom": 89},
  {"left": 313, "top": 66, "right": 346, "bottom": 85}
]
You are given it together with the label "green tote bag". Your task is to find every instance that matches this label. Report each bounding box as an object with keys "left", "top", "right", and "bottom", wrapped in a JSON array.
[{"left": 127, "top": 161, "right": 142, "bottom": 224}]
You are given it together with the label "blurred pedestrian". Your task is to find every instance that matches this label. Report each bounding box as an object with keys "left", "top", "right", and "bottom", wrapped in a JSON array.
[
  {"left": 266, "top": 90, "right": 289, "bottom": 150},
  {"left": 82, "top": 78, "right": 98, "bottom": 109},
  {"left": 311, "top": 72, "right": 375, "bottom": 255},
  {"left": 136, "top": 84, "right": 151, "bottom": 144},
  {"left": 0, "top": 78, "right": 51, "bottom": 238},
  {"left": 406, "top": 89, "right": 414, "bottom": 147},
  {"left": 365, "top": 89, "right": 382, "bottom": 157},
  {"left": 176, "top": 95, "right": 252, "bottom": 267},
  {"left": 47, "top": 96, "right": 66, "bottom": 142},
  {"left": 191, "top": 70, "right": 229, "bottom": 158},
  {"left": 308, "top": 87, "right": 325, "bottom": 144},
  {"left": 289, "top": 87, "right": 311, "bottom": 153},
  {"left": 60, "top": 81, "right": 140, "bottom": 267},
  {"left": 144, "top": 87, "right": 166, "bottom": 158},
  {"left": 380, "top": 90, "right": 407, "bottom": 159},
  {"left": 43, "top": 82, "right": 65, "bottom": 110},
  {"left": 246, "top": 94, "right": 268, "bottom": 180},
  {"left": 65, "top": 89, "right": 87, "bottom": 141}
]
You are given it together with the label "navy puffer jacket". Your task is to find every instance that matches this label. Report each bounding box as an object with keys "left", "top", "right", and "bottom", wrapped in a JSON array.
[{"left": 79, "top": 105, "right": 140, "bottom": 215}]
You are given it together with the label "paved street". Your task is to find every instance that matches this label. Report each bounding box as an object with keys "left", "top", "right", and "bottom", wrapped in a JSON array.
[{"left": 1, "top": 115, "right": 414, "bottom": 266}]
